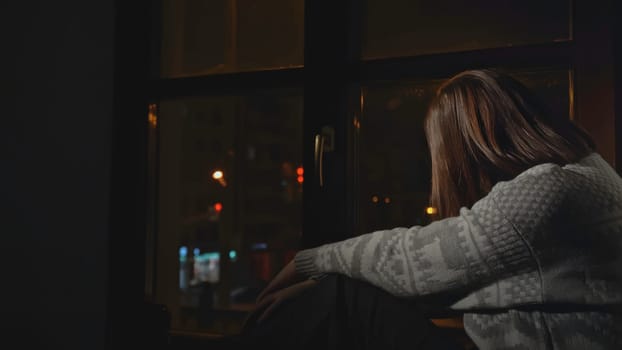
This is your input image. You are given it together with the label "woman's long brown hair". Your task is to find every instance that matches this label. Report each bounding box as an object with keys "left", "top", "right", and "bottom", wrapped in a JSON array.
[{"left": 425, "top": 69, "right": 595, "bottom": 218}]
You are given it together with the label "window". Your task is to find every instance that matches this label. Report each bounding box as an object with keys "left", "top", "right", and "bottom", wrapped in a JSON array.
[
  {"left": 155, "top": 91, "right": 302, "bottom": 333},
  {"left": 160, "top": 0, "right": 304, "bottom": 77},
  {"left": 364, "top": 0, "right": 571, "bottom": 59},
  {"left": 131, "top": 0, "right": 616, "bottom": 342}
]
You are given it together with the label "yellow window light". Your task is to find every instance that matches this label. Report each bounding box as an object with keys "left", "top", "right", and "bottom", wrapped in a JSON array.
[{"left": 425, "top": 206, "right": 438, "bottom": 215}]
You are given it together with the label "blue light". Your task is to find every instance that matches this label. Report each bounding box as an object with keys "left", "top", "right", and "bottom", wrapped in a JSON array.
[
  {"left": 251, "top": 243, "right": 268, "bottom": 251},
  {"left": 179, "top": 246, "right": 188, "bottom": 258},
  {"left": 195, "top": 252, "right": 220, "bottom": 262},
  {"left": 229, "top": 250, "right": 237, "bottom": 260},
  {"left": 193, "top": 248, "right": 200, "bottom": 256}
]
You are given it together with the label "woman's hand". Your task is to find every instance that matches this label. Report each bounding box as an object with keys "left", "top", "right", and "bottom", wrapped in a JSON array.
[
  {"left": 256, "top": 259, "right": 301, "bottom": 304},
  {"left": 244, "top": 259, "right": 316, "bottom": 327},
  {"left": 252, "top": 279, "right": 318, "bottom": 324}
]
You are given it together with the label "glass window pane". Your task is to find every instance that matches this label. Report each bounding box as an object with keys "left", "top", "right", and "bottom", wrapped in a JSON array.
[
  {"left": 155, "top": 90, "right": 303, "bottom": 335},
  {"left": 358, "top": 81, "right": 439, "bottom": 233},
  {"left": 160, "top": 0, "right": 304, "bottom": 78},
  {"left": 357, "top": 69, "right": 570, "bottom": 233},
  {"left": 364, "top": 0, "right": 571, "bottom": 59}
]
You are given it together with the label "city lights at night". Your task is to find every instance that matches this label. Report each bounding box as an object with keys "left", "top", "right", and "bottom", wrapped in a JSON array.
[
  {"left": 212, "top": 169, "right": 227, "bottom": 187},
  {"left": 213, "top": 202, "right": 223, "bottom": 212},
  {"left": 426, "top": 206, "right": 438, "bottom": 215}
]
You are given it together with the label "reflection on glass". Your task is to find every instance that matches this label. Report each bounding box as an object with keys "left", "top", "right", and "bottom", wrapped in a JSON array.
[
  {"left": 160, "top": 0, "right": 304, "bottom": 78},
  {"left": 511, "top": 70, "right": 572, "bottom": 122},
  {"left": 156, "top": 91, "right": 303, "bottom": 334},
  {"left": 357, "top": 69, "right": 570, "bottom": 234},
  {"left": 364, "top": 0, "right": 571, "bottom": 59},
  {"left": 358, "top": 80, "right": 439, "bottom": 234}
]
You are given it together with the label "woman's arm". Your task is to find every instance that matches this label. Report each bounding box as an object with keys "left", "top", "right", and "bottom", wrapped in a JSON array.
[
  {"left": 252, "top": 166, "right": 566, "bottom": 323},
  {"left": 294, "top": 169, "right": 557, "bottom": 297}
]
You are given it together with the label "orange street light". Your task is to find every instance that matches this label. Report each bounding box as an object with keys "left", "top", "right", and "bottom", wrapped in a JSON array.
[{"left": 212, "top": 170, "right": 227, "bottom": 187}]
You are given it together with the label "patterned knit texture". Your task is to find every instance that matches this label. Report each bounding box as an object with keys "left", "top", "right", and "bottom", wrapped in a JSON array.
[{"left": 295, "top": 153, "right": 622, "bottom": 349}]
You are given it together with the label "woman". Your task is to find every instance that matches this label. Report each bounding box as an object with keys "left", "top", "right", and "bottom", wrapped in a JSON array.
[{"left": 243, "top": 69, "right": 622, "bottom": 349}]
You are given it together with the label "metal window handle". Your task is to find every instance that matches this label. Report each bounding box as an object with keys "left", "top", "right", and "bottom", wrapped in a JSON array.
[
  {"left": 314, "top": 126, "right": 334, "bottom": 188},
  {"left": 314, "top": 134, "right": 325, "bottom": 187}
]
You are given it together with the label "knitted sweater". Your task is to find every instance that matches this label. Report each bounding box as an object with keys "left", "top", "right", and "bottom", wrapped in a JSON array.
[{"left": 295, "top": 153, "right": 622, "bottom": 349}]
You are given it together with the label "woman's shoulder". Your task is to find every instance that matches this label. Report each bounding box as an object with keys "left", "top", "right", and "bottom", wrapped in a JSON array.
[
  {"left": 474, "top": 153, "right": 612, "bottom": 227},
  {"left": 491, "top": 161, "right": 564, "bottom": 194},
  {"left": 488, "top": 153, "right": 611, "bottom": 200}
]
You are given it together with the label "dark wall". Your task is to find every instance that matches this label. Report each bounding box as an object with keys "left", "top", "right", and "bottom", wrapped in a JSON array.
[{"left": 0, "top": 1, "right": 113, "bottom": 348}]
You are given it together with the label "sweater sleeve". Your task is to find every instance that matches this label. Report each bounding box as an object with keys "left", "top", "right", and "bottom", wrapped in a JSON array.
[{"left": 294, "top": 168, "right": 561, "bottom": 297}]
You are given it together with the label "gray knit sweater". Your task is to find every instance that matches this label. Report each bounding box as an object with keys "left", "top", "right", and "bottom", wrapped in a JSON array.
[{"left": 295, "top": 153, "right": 622, "bottom": 349}]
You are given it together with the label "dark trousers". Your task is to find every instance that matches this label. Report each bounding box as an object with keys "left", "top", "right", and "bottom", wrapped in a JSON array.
[{"left": 236, "top": 275, "right": 463, "bottom": 350}]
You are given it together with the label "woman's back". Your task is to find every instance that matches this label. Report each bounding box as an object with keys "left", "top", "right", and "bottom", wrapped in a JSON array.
[{"left": 459, "top": 153, "right": 622, "bottom": 349}]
